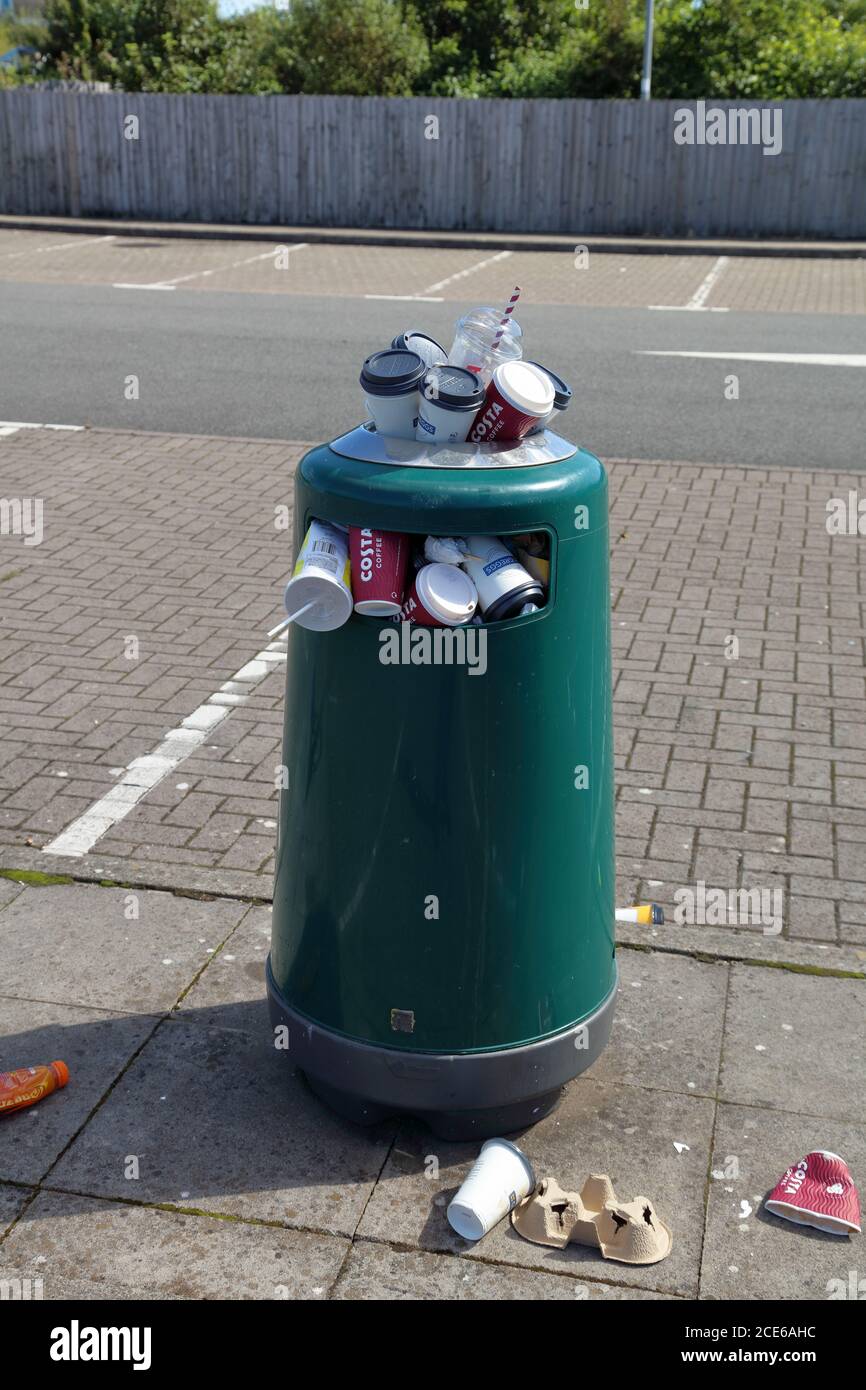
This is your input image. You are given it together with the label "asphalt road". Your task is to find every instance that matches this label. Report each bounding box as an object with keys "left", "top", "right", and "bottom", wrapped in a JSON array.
[{"left": 1, "top": 280, "right": 864, "bottom": 468}]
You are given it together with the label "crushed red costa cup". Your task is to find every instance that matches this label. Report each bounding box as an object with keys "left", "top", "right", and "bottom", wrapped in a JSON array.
[{"left": 764, "top": 1150, "right": 861, "bottom": 1236}]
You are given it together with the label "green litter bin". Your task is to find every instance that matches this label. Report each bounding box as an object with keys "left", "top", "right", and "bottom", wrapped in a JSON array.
[{"left": 267, "top": 424, "right": 617, "bottom": 1139}]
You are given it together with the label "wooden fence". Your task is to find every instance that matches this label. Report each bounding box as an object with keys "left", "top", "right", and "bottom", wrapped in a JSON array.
[{"left": 1, "top": 91, "right": 864, "bottom": 237}]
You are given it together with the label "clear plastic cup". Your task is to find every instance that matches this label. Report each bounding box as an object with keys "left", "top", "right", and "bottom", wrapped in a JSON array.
[{"left": 447, "top": 307, "right": 523, "bottom": 387}]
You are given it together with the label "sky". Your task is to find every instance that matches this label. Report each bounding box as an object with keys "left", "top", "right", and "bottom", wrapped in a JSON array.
[{"left": 218, "top": 0, "right": 288, "bottom": 13}]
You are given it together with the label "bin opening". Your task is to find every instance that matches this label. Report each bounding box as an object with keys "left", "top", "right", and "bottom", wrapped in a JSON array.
[{"left": 282, "top": 521, "right": 552, "bottom": 632}]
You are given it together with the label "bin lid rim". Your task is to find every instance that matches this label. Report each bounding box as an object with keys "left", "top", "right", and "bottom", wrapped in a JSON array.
[{"left": 329, "top": 423, "right": 579, "bottom": 470}]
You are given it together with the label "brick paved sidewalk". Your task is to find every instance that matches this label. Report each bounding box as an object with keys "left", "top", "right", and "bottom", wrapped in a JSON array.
[
  {"left": 2, "top": 228, "right": 865, "bottom": 312},
  {"left": 1, "top": 425, "right": 864, "bottom": 969}
]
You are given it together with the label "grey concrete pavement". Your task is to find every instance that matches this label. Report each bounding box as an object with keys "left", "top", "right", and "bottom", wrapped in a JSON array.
[{"left": 1, "top": 882, "right": 862, "bottom": 1300}]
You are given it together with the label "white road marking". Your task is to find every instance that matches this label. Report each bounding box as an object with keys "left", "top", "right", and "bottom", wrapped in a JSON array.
[
  {"left": 417, "top": 249, "right": 513, "bottom": 296},
  {"left": 0, "top": 421, "right": 85, "bottom": 437},
  {"left": 0, "top": 234, "right": 116, "bottom": 261},
  {"left": 649, "top": 254, "right": 730, "bottom": 311},
  {"left": 113, "top": 242, "right": 308, "bottom": 290},
  {"left": 637, "top": 351, "right": 866, "bottom": 367},
  {"left": 364, "top": 294, "right": 444, "bottom": 302},
  {"left": 363, "top": 250, "right": 513, "bottom": 304},
  {"left": 43, "top": 640, "right": 287, "bottom": 859}
]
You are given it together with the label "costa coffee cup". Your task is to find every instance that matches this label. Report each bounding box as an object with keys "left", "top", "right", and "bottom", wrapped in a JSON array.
[
  {"left": 525, "top": 362, "right": 573, "bottom": 436},
  {"left": 391, "top": 331, "right": 448, "bottom": 369},
  {"left": 360, "top": 349, "right": 426, "bottom": 441},
  {"left": 416, "top": 366, "right": 486, "bottom": 444},
  {"left": 349, "top": 526, "right": 409, "bottom": 616},
  {"left": 764, "top": 1151, "right": 861, "bottom": 1236},
  {"left": 461, "top": 535, "right": 545, "bottom": 622},
  {"left": 396, "top": 563, "right": 477, "bottom": 627},
  {"left": 468, "top": 361, "right": 554, "bottom": 446}
]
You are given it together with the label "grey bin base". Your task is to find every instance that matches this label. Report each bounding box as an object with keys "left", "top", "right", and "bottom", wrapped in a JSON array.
[{"left": 266, "top": 956, "right": 617, "bottom": 1141}]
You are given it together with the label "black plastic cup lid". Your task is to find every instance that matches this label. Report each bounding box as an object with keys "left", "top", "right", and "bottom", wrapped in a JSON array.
[
  {"left": 527, "top": 362, "right": 573, "bottom": 410},
  {"left": 360, "top": 349, "right": 426, "bottom": 396},
  {"left": 421, "top": 364, "right": 486, "bottom": 412}
]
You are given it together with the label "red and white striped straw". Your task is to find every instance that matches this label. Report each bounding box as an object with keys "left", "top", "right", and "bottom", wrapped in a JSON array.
[{"left": 490, "top": 286, "right": 521, "bottom": 352}]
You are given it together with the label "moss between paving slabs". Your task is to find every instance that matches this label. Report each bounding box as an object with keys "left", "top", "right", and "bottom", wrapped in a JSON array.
[
  {"left": 0, "top": 869, "right": 74, "bottom": 887},
  {"left": 616, "top": 940, "right": 864, "bottom": 981}
]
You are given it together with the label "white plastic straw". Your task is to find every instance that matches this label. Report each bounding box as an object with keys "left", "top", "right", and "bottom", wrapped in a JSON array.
[{"left": 267, "top": 602, "right": 316, "bottom": 639}]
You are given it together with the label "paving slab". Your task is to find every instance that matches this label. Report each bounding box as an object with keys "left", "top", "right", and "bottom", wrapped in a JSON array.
[
  {"left": 177, "top": 903, "right": 272, "bottom": 1035},
  {"left": 0, "top": 1190, "right": 348, "bottom": 1300},
  {"left": 0, "top": 1181, "right": 31, "bottom": 1236},
  {"left": 2, "top": 1278, "right": 183, "bottom": 1301},
  {"left": 592, "top": 951, "right": 727, "bottom": 1096},
  {"left": 358, "top": 1079, "right": 714, "bottom": 1298},
  {"left": 333, "top": 1243, "right": 673, "bottom": 1300},
  {"left": 0, "top": 877, "right": 26, "bottom": 911},
  {"left": 720, "top": 965, "right": 866, "bottom": 1122},
  {"left": 0, "top": 885, "right": 251, "bottom": 1013},
  {"left": 47, "top": 1017, "right": 395, "bottom": 1237},
  {"left": 616, "top": 923, "right": 865, "bottom": 977},
  {"left": 700, "top": 1103, "right": 866, "bottom": 1301},
  {"left": 0, "top": 997, "right": 158, "bottom": 1184}
]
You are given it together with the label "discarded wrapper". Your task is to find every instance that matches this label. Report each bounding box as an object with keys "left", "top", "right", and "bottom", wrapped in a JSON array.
[
  {"left": 764, "top": 1151, "right": 861, "bottom": 1237},
  {"left": 511, "top": 1174, "right": 673, "bottom": 1265}
]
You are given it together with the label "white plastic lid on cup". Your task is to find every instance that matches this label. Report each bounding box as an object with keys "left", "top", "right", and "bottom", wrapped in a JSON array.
[
  {"left": 492, "top": 361, "right": 555, "bottom": 420},
  {"left": 283, "top": 573, "right": 352, "bottom": 632},
  {"left": 447, "top": 1138, "right": 536, "bottom": 1242},
  {"left": 415, "top": 564, "right": 477, "bottom": 626}
]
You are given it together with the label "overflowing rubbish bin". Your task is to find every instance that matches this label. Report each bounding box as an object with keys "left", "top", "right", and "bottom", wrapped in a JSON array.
[
  {"left": 267, "top": 433, "right": 617, "bottom": 1139},
  {"left": 266, "top": 302, "right": 617, "bottom": 1139}
]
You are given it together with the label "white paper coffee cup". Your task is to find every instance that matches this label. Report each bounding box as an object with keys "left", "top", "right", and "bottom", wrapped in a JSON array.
[
  {"left": 363, "top": 389, "right": 420, "bottom": 440},
  {"left": 415, "top": 365, "right": 486, "bottom": 444},
  {"left": 447, "top": 1138, "right": 536, "bottom": 1241},
  {"left": 360, "top": 349, "right": 426, "bottom": 442}
]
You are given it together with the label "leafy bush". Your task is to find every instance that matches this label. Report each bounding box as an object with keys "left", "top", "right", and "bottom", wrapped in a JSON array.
[{"left": 4, "top": 0, "right": 865, "bottom": 96}]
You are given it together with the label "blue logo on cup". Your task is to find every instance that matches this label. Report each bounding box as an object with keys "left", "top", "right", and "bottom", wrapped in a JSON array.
[{"left": 483, "top": 555, "right": 519, "bottom": 577}]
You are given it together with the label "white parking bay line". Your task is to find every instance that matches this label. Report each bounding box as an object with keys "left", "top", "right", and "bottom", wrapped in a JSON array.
[
  {"left": 0, "top": 421, "right": 85, "bottom": 437},
  {"left": 43, "top": 643, "right": 287, "bottom": 859},
  {"left": 649, "top": 255, "right": 730, "bottom": 312},
  {"left": 417, "top": 250, "right": 513, "bottom": 296},
  {"left": 364, "top": 249, "right": 513, "bottom": 303},
  {"left": 637, "top": 351, "right": 866, "bottom": 367},
  {"left": 0, "top": 234, "right": 116, "bottom": 261},
  {"left": 114, "top": 242, "right": 309, "bottom": 291},
  {"left": 364, "top": 294, "right": 444, "bottom": 302}
]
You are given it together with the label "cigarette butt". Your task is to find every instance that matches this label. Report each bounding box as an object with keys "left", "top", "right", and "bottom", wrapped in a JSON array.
[{"left": 615, "top": 904, "right": 664, "bottom": 926}]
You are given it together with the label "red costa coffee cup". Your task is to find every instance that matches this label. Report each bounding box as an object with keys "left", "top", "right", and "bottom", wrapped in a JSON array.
[
  {"left": 395, "top": 563, "right": 478, "bottom": 627},
  {"left": 468, "top": 361, "right": 555, "bottom": 445},
  {"left": 764, "top": 1150, "right": 861, "bottom": 1236},
  {"left": 349, "top": 527, "right": 410, "bottom": 616}
]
